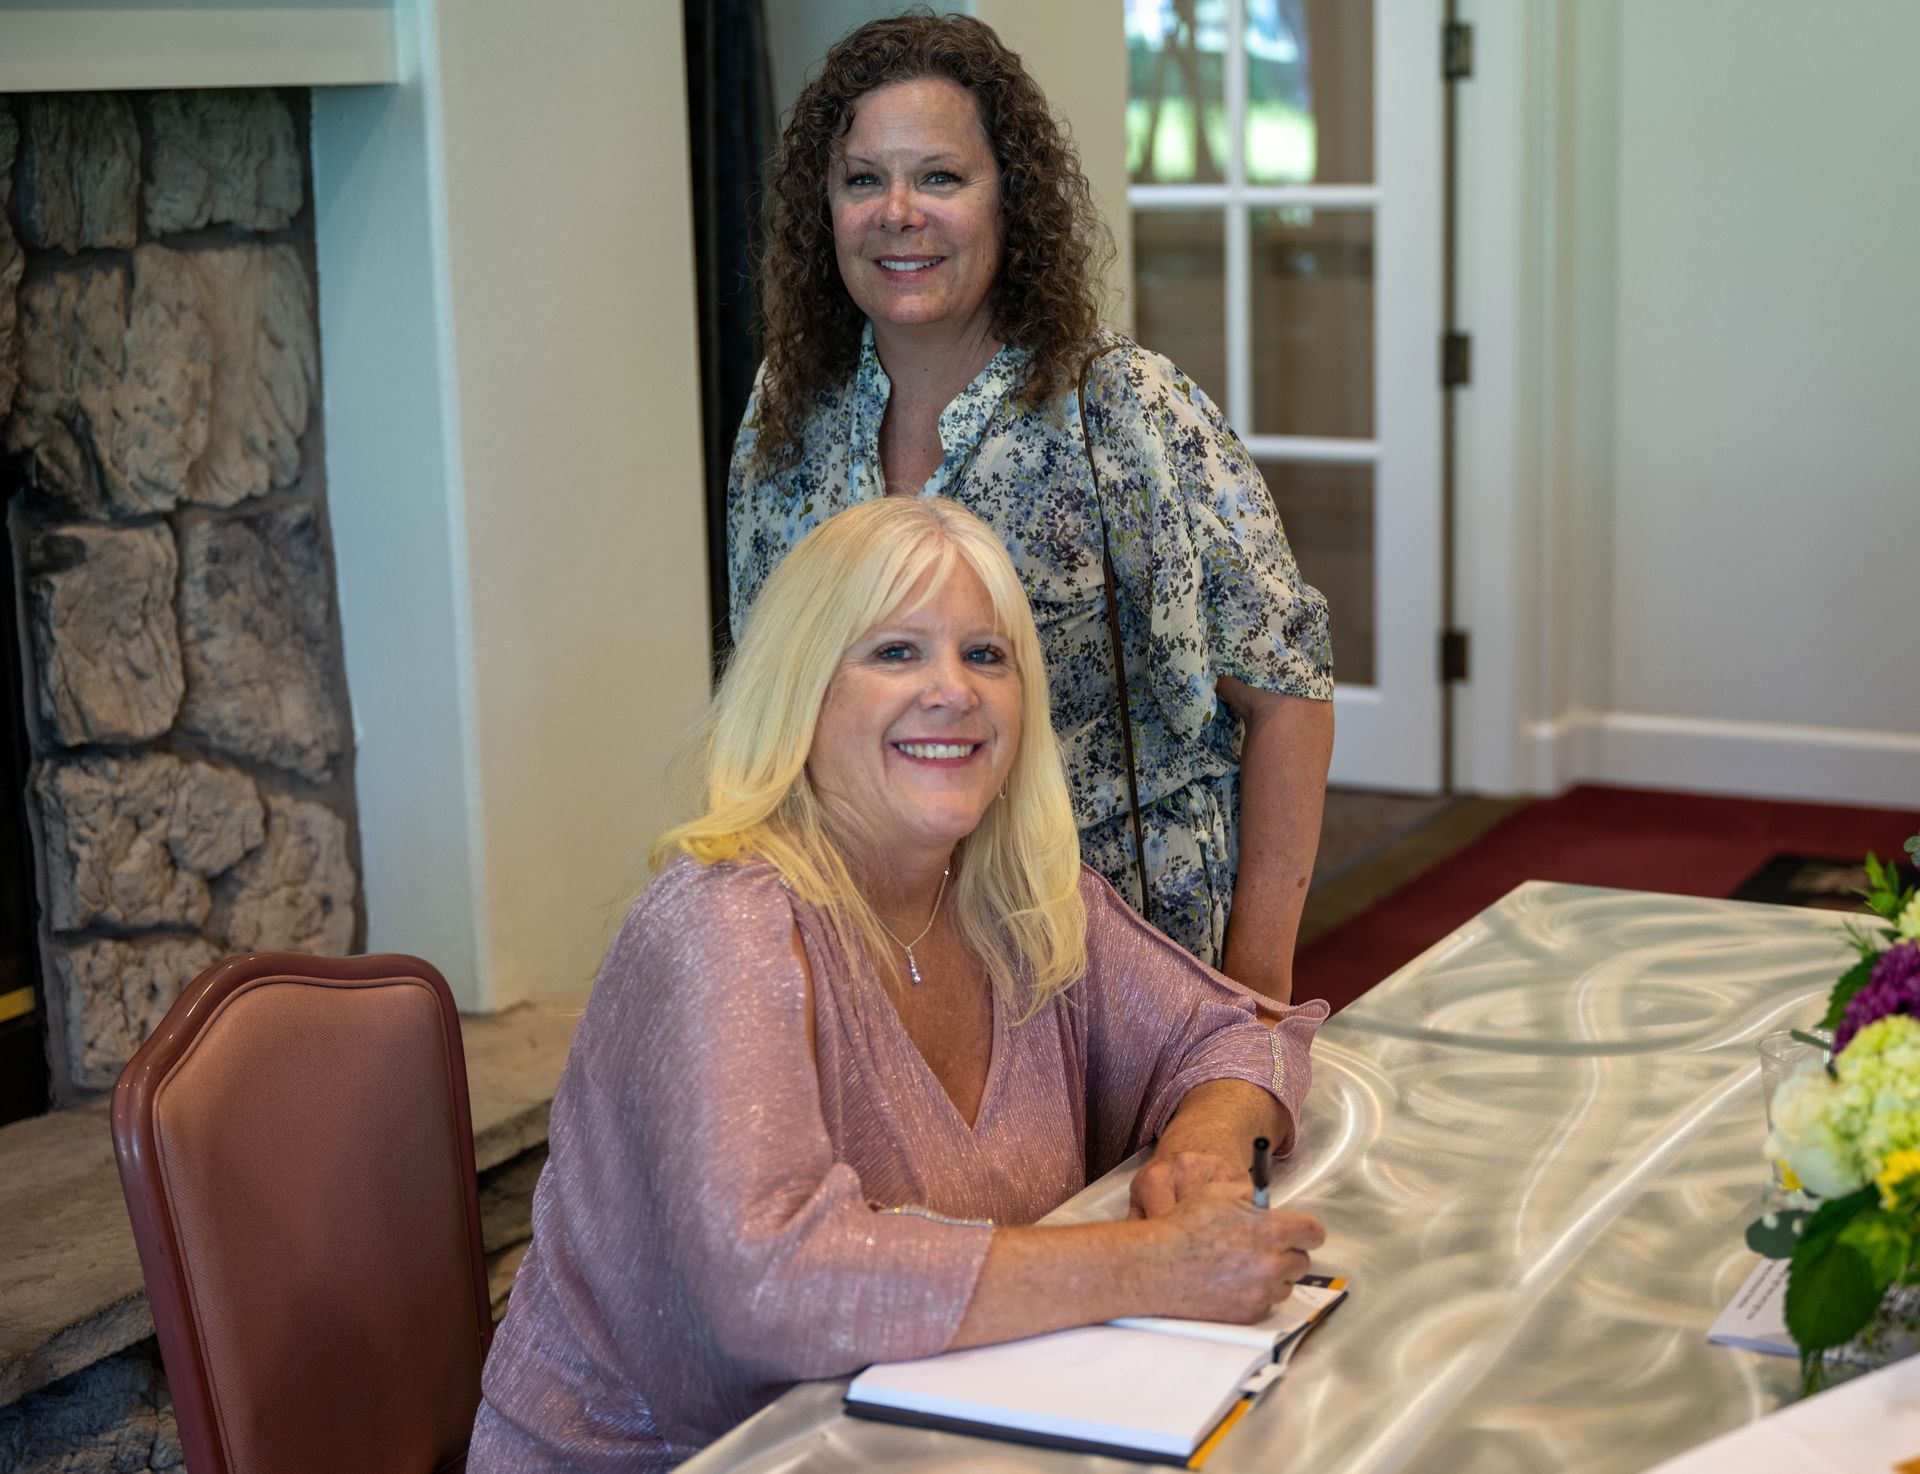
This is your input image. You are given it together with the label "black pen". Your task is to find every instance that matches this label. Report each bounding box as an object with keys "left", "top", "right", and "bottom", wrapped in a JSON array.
[{"left": 1250, "top": 1136, "right": 1271, "bottom": 1210}]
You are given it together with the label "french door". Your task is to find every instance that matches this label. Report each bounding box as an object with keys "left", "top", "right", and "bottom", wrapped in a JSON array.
[{"left": 1126, "top": 0, "right": 1443, "bottom": 790}]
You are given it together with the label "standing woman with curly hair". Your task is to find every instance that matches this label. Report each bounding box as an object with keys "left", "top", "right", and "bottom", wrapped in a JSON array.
[{"left": 728, "top": 11, "right": 1335, "bottom": 1002}]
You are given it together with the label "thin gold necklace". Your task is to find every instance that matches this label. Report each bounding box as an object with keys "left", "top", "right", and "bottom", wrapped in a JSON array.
[{"left": 877, "top": 866, "right": 949, "bottom": 986}]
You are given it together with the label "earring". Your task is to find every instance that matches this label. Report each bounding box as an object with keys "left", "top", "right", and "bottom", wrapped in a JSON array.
[{"left": 999, "top": 785, "right": 1008, "bottom": 801}]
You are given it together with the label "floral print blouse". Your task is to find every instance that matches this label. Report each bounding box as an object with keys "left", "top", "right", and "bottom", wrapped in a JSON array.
[{"left": 727, "top": 326, "right": 1332, "bottom": 966}]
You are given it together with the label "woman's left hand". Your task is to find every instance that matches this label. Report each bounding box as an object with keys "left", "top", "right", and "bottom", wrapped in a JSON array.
[
  {"left": 1128, "top": 1079, "right": 1291, "bottom": 1219},
  {"left": 1128, "top": 1150, "right": 1248, "bottom": 1219}
]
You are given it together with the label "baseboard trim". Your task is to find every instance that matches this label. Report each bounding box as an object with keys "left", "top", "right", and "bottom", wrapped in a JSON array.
[{"left": 1522, "top": 710, "right": 1920, "bottom": 808}]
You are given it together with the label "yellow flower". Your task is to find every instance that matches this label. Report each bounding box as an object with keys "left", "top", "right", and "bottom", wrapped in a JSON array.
[
  {"left": 1897, "top": 893, "right": 1920, "bottom": 943},
  {"left": 1875, "top": 1147, "right": 1920, "bottom": 1210}
]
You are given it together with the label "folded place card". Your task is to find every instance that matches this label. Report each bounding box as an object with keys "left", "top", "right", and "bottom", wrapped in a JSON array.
[{"left": 1710, "top": 1256, "right": 1920, "bottom": 1369}]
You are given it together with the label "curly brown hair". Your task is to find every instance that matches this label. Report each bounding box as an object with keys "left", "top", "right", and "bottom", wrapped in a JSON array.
[{"left": 751, "top": 10, "right": 1114, "bottom": 468}]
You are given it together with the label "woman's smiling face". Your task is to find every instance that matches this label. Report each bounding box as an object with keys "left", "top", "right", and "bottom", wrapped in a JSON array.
[
  {"left": 830, "top": 76, "right": 1005, "bottom": 344},
  {"left": 807, "top": 559, "right": 1020, "bottom": 871}
]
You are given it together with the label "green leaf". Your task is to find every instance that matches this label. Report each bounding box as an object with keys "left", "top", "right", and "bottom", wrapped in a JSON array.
[
  {"left": 1784, "top": 1238, "right": 1882, "bottom": 1352},
  {"left": 1798, "top": 1186, "right": 1878, "bottom": 1254},
  {"left": 1781, "top": 1185, "right": 1885, "bottom": 1353},
  {"left": 1822, "top": 954, "right": 1882, "bottom": 1032},
  {"left": 1836, "top": 1211, "right": 1913, "bottom": 1286},
  {"left": 1904, "top": 834, "right": 1919, "bottom": 862},
  {"left": 1842, "top": 921, "right": 1893, "bottom": 961},
  {"left": 1747, "top": 1208, "right": 1811, "bottom": 1259}
]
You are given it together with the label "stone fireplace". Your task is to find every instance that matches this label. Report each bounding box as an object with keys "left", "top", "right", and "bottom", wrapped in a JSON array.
[
  {"left": 0, "top": 87, "right": 360, "bottom": 1106},
  {"left": 0, "top": 6, "right": 705, "bottom": 1463}
]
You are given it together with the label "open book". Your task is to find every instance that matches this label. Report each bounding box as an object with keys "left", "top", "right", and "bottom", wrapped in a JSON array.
[{"left": 844, "top": 1274, "right": 1347, "bottom": 1466}]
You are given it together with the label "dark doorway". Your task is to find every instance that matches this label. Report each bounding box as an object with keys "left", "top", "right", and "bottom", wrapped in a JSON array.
[
  {"left": 0, "top": 496, "right": 49, "bottom": 1124},
  {"left": 683, "top": 0, "right": 777, "bottom": 679}
]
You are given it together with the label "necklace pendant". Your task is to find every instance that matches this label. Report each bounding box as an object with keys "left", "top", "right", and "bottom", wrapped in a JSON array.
[{"left": 878, "top": 864, "right": 946, "bottom": 988}]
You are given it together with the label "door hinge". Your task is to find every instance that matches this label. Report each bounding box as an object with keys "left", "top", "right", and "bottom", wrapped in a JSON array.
[
  {"left": 1444, "top": 21, "right": 1474, "bottom": 80},
  {"left": 1442, "top": 331, "right": 1472, "bottom": 387},
  {"left": 1441, "top": 629, "right": 1470, "bottom": 683}
]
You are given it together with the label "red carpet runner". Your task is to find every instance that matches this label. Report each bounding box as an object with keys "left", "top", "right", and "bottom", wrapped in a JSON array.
[{"left": 1294, "top": 785, "right": 1920, "bottom": 1014}]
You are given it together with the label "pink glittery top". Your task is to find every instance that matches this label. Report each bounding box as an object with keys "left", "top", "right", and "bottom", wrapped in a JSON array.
[{"left": 469, "top": 857, "right": 1327, "bottom": 1470}]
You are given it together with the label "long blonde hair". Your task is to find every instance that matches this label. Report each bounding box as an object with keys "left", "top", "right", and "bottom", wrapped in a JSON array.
[{"left": 653, "top": 498, "right": 1086, "bottom": 1012}]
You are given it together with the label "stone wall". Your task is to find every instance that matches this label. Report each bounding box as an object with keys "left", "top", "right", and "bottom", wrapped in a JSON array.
[
  {"left": 0, "top": 1342, "right": 180, "bottom": 1474},
  {"left": 0, "top": 89, "right": 360, "bottom": 1099}
]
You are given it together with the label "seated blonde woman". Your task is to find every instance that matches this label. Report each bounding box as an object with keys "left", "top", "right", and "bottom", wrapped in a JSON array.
[{"left": 468, "top": 497, "right": 1330, "bottom": 1470}]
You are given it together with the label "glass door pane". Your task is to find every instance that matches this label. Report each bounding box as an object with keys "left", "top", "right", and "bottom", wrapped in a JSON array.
[
  {"left": 1249, "top": 206, "right": 1375, "bottom": 438},
  {"left": 1126, "top": 0, "right": 1229, "bottom": 184},
  {"left": 1258, "top": 460, "right": 1375, "bottom": 685},
  {"left": 1245, "top": 0, "right": 1375, "bottom": 184},
  {"left": 1133, "top": 210, "right": 1229, "bottom": 409}
]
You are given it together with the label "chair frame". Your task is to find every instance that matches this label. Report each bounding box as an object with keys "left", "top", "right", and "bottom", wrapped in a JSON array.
[{"left": 111, "top": 952, "right": 494, "bottom": 1474}]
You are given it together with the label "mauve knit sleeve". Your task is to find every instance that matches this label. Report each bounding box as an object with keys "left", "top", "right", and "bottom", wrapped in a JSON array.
[
  {"left": 1075, "top": 867, "right": 1327, "bottom": 1175},
  {"left": 476, "top": 860, "right": 997, "bottom": 1470}
]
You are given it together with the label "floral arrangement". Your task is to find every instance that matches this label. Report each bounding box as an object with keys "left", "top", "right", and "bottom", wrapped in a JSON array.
[{"left": 1748, "top": 831, "right": 1920, "bottom": 1386}]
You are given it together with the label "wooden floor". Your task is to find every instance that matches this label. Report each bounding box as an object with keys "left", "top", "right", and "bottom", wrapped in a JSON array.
[
  {"left": 1296, "top": 784, "right": 1918, "bottom": 1012},
  {"left": 1301, "top": 788, "right": 1526, "bottom": 950}
]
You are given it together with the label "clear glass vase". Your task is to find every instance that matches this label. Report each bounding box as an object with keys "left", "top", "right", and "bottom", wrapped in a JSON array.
[{"left": 1826, "top": 1284, "right": 1920, "bottom": 1373}]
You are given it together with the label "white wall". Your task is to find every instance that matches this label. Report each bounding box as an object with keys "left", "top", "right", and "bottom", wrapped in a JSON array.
[
  {"left": 973, "top": 0, "right": 1134, "bottom": 333},
  {"left": 1458, "top": 0, "right": 1920, "bottom": 807},
  {"left": 766, "top": 0, "right": 895, "bottom": 113},
  {"left": 315, "top": 0, "right": 711, "bottom": 1008},
  {"left": 313, "top": 19, "right": 486, "bottom": 994},
  {"left": 1610, "top": 2, "right": 1920, "bottom": 730}
]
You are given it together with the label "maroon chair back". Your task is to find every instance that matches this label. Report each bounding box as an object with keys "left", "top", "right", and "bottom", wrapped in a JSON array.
[{"left": 111, "top": 953, "right": 492, "bottom": 1474}]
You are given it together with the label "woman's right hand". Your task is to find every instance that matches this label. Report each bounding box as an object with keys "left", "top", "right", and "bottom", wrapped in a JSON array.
[
  {"left": 950, "top": 1190, "right": 1328, "bottom": 1348},
  {"left": 1145, "top": 1183, "right": 1326, "bottom": 1323}
]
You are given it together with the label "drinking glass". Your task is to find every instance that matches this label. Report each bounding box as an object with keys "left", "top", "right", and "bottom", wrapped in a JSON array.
[{"left": 1757, "top": 1028, "right": 1832, "bottom": 1187}]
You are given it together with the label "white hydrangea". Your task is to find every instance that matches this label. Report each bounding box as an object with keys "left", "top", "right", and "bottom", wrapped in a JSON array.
[
  {"left": 1763, "top": 1018, "right": 1920, "bottom": 1197},
  {"left": 1766, "top": 1059, "right": 1870, "bottom": 1198}
]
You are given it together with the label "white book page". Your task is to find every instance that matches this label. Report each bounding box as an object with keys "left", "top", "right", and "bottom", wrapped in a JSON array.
[
  {"left": 847, "top": 1324, "right": 1269, "bottom": 1458},
  {"left": 1112, "top": 1279, "right": 1342, "bottom": 1349}
]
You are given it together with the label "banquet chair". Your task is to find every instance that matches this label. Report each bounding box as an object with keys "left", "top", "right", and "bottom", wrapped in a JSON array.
[{"left": 111, "top": 952, "right": 493, "bottom": 1474}]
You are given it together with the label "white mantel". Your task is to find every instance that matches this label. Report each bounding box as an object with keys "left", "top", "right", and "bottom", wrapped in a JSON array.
[{"left": 0, "top": 1, "right": 396, "bottom": 92}]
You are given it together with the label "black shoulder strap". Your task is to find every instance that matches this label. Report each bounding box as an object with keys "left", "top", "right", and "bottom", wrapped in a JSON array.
[{"left": 1075, "top": 345, "right": 1151, "bottom": 921}]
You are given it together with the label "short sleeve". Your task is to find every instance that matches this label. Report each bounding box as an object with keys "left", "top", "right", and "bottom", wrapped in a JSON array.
[
  {"left": 1072, "top": 867, "right": 1327, "bottom": 1174},
  {"left": 1082, "top": 344, "right": 1334, "bottom": 750}
]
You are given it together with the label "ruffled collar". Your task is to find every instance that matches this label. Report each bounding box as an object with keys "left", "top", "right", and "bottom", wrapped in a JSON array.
[{"left": 847, "top": 322, "right": 1030, "bottom": 501}]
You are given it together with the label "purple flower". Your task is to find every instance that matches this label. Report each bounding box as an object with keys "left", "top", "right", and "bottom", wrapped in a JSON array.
[{"left": 1835, "top": 941, "right": 1920, "bottom": 1052}]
